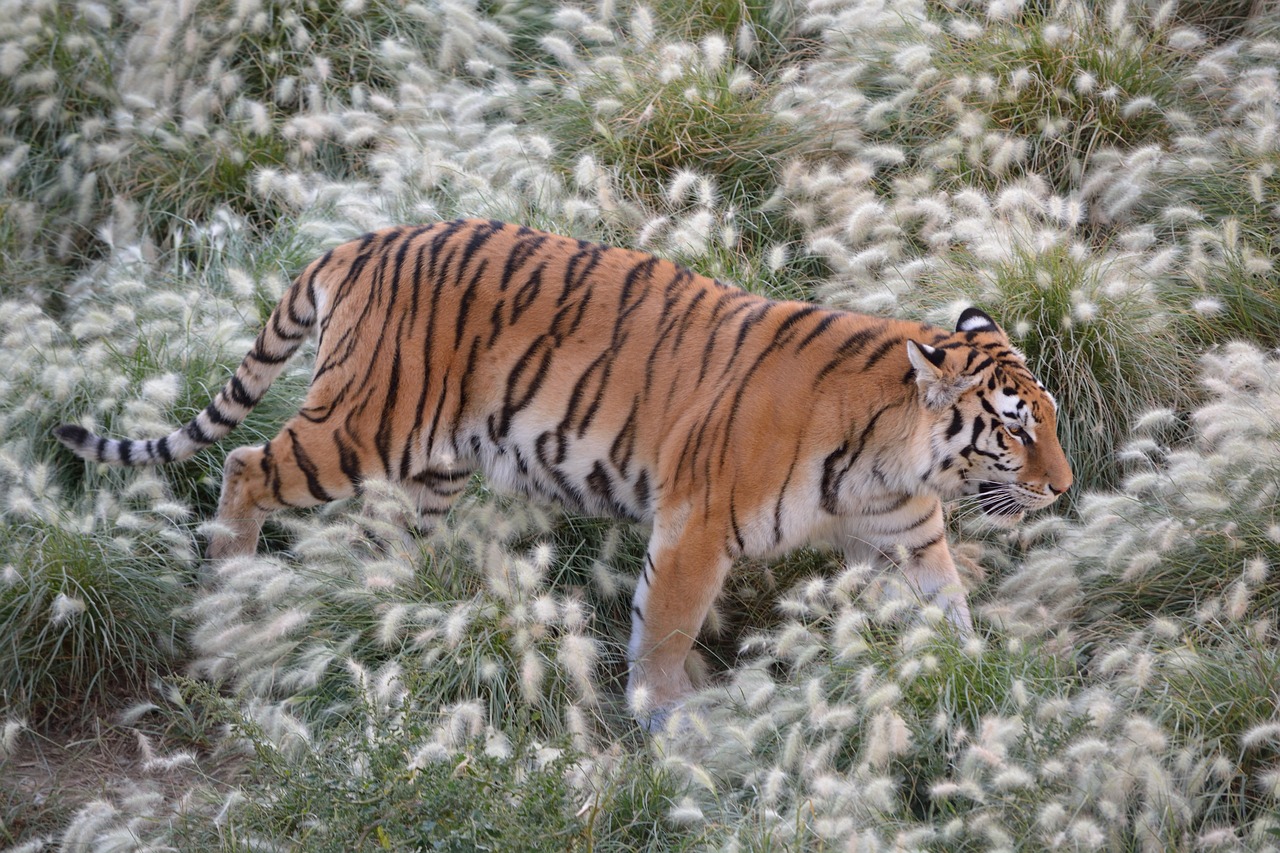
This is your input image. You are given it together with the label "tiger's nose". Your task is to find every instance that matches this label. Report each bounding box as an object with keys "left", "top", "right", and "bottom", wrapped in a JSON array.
[{"left": 1048, "top": 481, "right": 1069, "bottom": 496}]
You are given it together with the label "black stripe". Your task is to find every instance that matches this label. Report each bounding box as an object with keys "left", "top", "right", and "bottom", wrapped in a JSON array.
[
  {"left": 669, "top": 271, "right": 705, "bottom": 352},
  {"left": 794, "top": 312, "right": 840, "bottom": 352},
  {"left": 608, "top": 401, "right": 640, "bottom": 473},
  {"left": 410, "top": 468, "right": 472, "bottom": 489},
  {"left": 53, "top": 424, "right": 89, "bottom": 448},
  {"left": 454, "top": 258, "right": 489, "bottom": 347},
  {"left": 288, "top": 429, "right": 332, "bottom": 503},
  {"left": 270, "top": 309, "right": 307, "bottom": 342},
  {"left": 862, "top": 335, "right": 903, "bottom": 371},
  {"left": 227, "top": 375, "right": 256, "bottom": 407},
  {"left": 772, "top": 449, "right": 801, "bottom": 547},
  {"left": 487, "top": 298, "right": 506, "bottom": 347},
  {"left": 374, "top": 350, "right": 401, "bottom": 477},
  {"left": 617, "top": 256, "right": 657, "bottom": 327},
  {"left": 247, "top": 340, "right": 292, "bottom": 365},
  {"left": 634, "top": 469, "right": 650, "bottom": 512},
  {"left": 868, "top": 493, "right": 912, "bottom": 514},
  {"left": 644, "top": 284, "right": 705, "bottom": 392},
  {"left": 262, "top": 441, "right": 295, "bottom": 507},
  {"left": 820, "top": 405, "right": 891, "bottom": 514},
  {"left": 729, "top": 496, "right": 746, "bottom": 555},
  {"left": 203, "top": 402, "right": 238, "bottom": 428},
  {"left": 717, "top": 305, "right": 824, "bottom": 467},
  {"left": 731, "top": 302, "right": 772, "bottom": 355},
  {"left": 815, "top": 326, "right": 883, "bottom": 385},
  {"left": 335, "top": 430, "right": 362, "bottom": 490},
  {"left": 897, "top": 506, "right": 938, "bottom": 533},
  {"left": 558, "top": 243, "right": 604, "bottom": 305},
  {"left": 587, "top": 460, "right": 634, "bottom": 519},
  {"left": 498, "top": 232, "right": 548, "bottom": 293},
  {"left": 909, "top": 533, "right": 945, "bottom": 560},
  {"left": 283, "top": 276, "right": 315, "bottom": 329},
  {"left": 533, "top": 430, "right": 587, "bottom": 509},
  {"left": 424, "top": 219, "right": 469, "bottom": 286},
  {"left": 970, "top": 414, "right": 986, "bottom": 445},
  {"left": 423, "top": 364, "right": 452, "bottom": 457},
  {"left": 695, "top": 295, "right": 757, "bottom": 384},
  {"left": 510, "top": 263, "right": 545, "bottom": 324},
  {"left": 457, "top": 220, "right": 505, "bottom": 279},
  {"left": 447, "top": 335, "right": 482, "bottom": 457},
  {"left": 563, "top": 352, "right": 612, "bottom": 437},
  {"left": 496, "top": 337, "right": 554, "bottom": 438},
  {"left": 185, "top": 418, "right": 214, "bottom": 445}
]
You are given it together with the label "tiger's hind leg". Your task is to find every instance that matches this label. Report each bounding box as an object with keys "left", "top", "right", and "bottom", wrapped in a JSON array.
[
  {"left": 206, "top": 419, "right": 360, "bottom": 561},
  {"left": 627, "top": 509, "right": 733, "bottom": 728}
]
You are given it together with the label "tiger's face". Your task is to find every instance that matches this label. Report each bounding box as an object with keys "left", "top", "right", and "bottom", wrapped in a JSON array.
[{"left": 908, "top": 308, "right": 1072, "bottom": 523}]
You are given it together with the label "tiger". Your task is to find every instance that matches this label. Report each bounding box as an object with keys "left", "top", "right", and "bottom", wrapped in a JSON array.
[{"left": 55, "top": 218, "right": 1072, "bottom": 726}]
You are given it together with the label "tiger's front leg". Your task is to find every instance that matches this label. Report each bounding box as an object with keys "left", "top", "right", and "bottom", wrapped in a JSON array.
[
  {"left": 853, "top": 497, "right": 974, "bottom": 635},
  {"left": 626, "top": 509, "right": 732, "bottom": 728},
  {"left": 900, "top": 538, "right": 973, "bottom": 634}
]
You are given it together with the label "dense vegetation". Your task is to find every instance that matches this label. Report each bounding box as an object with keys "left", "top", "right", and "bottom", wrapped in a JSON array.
[{"left": 1, "top": 0, "right": 1278, "bottom": 849}]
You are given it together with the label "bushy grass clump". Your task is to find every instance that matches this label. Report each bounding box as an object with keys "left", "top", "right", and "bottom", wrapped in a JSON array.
[
  {"left": 648, "top": 0, "right": 815, "bottom": 71},
  {"left": 204, "top": 698, "right": 591, "bottom": 852},
  {"left": 1166, "top": 0, "right": 1259, "bottom": 42},
  {"left": 987, "top": 342, "right": 1280, "bottom": 836},
  {"left": 0, "top": 0, "right": 121, "bottom": 264},
  {"left": 0, "top": 517, "right": 186, "bottom": 719},
  {"left": 530, "top": 6, "right": 809, "bottom": 198},
  {"left": 802, "top": 0, "right": 1203, "bottom": 197},
  {"left": 0, "top": 0, "right": 517, "bottom": 274},
  {"left": 28, "top": 676, "right": 699, "bottom": 852},
  {"left": 527, "top": 5, "right": 838, "bottom": 270},
  {"left": 0, "top": 299, "right": 195, "bottom": 717},
  {"left": 653, "top": 568, "right": 1274, "bottom": 850},
  {"left": 185, "top": 484, "right": 626, "bottom": 733},
  {"left": 0, "top": 219, "right": 319, "bottom": 722},
  {"left": 998, "top": 342, "right": 1280, "bottom": 635},
  {"left": 930, "top": 1, "right": 1198, "bottom": 190}
]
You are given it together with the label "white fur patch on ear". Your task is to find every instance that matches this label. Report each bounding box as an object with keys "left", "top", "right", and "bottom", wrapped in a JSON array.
[{"left": 957, "top": 307, "right": 998, "bottom": 333}]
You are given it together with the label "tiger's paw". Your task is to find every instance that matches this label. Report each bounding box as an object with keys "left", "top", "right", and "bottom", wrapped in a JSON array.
[
  {"left": 632, "top": 695, "right": 710, "bottom": 737},
  {"left": 627, "top": 649, "right": 715, "bottom": 732},
  {"left": 629, "top": 682, "right": 681, "bottom": 733}
]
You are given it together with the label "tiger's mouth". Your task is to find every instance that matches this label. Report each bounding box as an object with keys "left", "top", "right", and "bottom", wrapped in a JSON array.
[{"left": 977, "top": 482, "right": 1030, "bottom": 522}]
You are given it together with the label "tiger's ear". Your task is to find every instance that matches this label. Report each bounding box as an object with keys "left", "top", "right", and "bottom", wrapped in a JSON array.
[
  {"left": 956, "top": 307, "right": 1009, "bottom": 342},
  {"left": 907, "top": 340, "right": 980, "bottom": 409}
]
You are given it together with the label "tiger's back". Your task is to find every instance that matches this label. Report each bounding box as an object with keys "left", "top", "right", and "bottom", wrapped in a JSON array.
[{"left": 56, "top": 218, "right": 1072, "bottom": 726}]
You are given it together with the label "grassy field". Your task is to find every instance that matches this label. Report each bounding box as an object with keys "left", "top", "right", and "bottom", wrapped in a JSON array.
[{"left": 2, "top": 0, "right": 1279, "bottom": 849}]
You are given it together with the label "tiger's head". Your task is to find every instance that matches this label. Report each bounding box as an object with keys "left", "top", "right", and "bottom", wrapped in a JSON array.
[{"left": 906, "top": 308, "right": 1072, "bottom": 524}]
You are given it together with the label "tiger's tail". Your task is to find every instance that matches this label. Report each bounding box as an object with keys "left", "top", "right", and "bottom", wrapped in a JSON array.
[{"left": 53, "top": 271, "right": 320, "bottom": 466}]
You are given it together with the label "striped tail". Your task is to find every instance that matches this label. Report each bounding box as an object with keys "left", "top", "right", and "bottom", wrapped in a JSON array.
[{"left": 53, "top": 272, "right": 320, "bottom": 466}]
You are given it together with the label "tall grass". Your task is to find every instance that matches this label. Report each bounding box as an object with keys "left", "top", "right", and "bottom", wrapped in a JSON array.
[{"left": 4, "top": 0, "right": 1280, "bottom": 850}]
